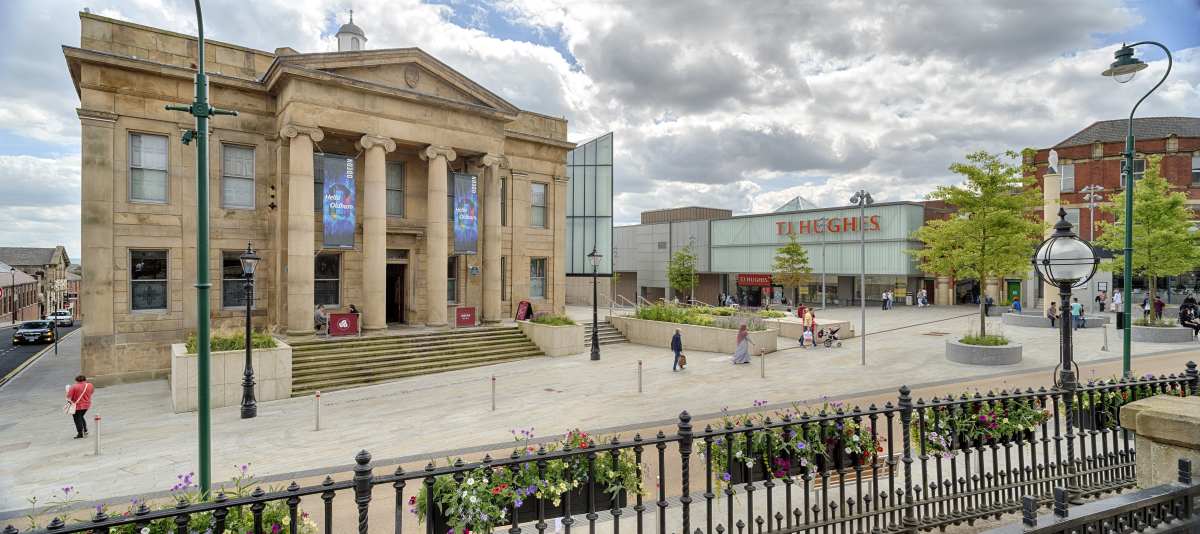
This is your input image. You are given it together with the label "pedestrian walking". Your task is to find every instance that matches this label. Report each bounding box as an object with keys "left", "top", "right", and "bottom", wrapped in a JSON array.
[
  {"left": 1096, "top": 291, "right": 1107, "bottom": 313},
  {"left": 1071, "top": 298, "right": 1084, "bottom": 330},
  {"left": 65, "top": 375, "right": 94, "bottom": 439},
  {"left": 1112, "top": 290, "right": 1122, "bottom": 313},
  {"left": 671, "top": 328, "right": 685, "bottom": 371},
  {"left": 984, "top": 295, "right": 994, "bottom": 316},
  {"left": 1046, "top": 301, "right": 1058, "bottom": 328},
  {"left": 732, "top": 325, "right": 752, "bottom": 364},
  {"left": 1153, "top": 295, "right": 1165, "bottom": 321},
  {"left": 801, "top": 328, "right": 814, "bottom": 348},
  {"left": 917, "top": 288, "right": 928, "bottom": 307},
  {"left": 1142, "top": 297, "right": 1151, "bottom": 320}
]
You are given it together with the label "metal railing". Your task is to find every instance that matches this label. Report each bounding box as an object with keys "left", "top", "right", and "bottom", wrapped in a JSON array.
[
  {"left": 10, "top": 363, "right": 1198, "bottom": 534},
  {"left": 985, "top": 459, "right": 1197, "bottom": 534}
]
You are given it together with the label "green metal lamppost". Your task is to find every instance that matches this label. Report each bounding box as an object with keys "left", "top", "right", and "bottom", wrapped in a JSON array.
[
  {"left": 1100, "top": 41, "right": 1172, "bottom": 379},
  {"left": 165, "top": 0, "right": 238, "bottom": 496}
]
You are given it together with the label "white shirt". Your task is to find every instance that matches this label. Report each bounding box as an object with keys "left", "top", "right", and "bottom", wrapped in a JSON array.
[{"left": 1113, "top": 292, "right": 1122, "bottom": 305}]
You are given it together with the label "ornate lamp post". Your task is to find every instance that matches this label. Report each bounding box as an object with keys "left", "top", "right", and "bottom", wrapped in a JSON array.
[
  {"left": 1100, "top": 41, "right": 1172, "bottom": 378},
  {"left": 239, "top": 242, "right": 261, "bottom": 419},
  {"left": 849, "top": 189, "right": 874, "bottom": 366},
  {"left": 1032, "top": 208, "right": 1099, "bottom": 503},
  {"left": 588, "top": 248, "right": 603, "bottom": 361}
]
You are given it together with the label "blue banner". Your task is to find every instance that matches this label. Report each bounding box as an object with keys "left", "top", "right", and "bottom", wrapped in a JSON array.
[
  {"left": 321, "top": 155, "right": 356, "bottom": 249},
  {"left": 452, "top": 172, "right": 478, "bottom": 254}
]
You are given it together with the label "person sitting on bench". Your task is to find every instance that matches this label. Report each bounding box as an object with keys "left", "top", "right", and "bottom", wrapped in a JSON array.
[{"left": 314, "top": 305, "right": 328, "bottom": 335}]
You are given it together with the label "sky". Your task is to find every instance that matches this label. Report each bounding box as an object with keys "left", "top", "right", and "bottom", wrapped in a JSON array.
[{"left": 0, "top": 0, "right": 1198, "bottom": 260}]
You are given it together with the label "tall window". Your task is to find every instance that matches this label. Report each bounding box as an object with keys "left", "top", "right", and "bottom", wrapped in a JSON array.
[
  {"left": 387, "top": 162, "right": 405, "bottom": 217},
  {"left": 222, "top": 251, "right": 252, "bottom": 308},
  {"left": 448, "top": 256, "right": 458, "bottom": 303},
  {"left": 501, "top": 256, "right": 509, "bottom": 301},
  {"left": 130, "top": 250, "right": 168, "bottom": 311},
  {"left": 1065, "top": 208, "right": 1081, "bottom": 230},
  {"left": 1058, "top": 164, "right": 1075, "bottom": 193},
  {"left": 447, "top": 178, "right": 455, "bottom": 222},
  {"left": 221, "top": 144, "right": 255, "bottom": 209},
  {"left": 531, "top": 183, "right": 547, "bottom": 228},
  {"left": 130, "top": 133, "right": 168, "bottom": 203},
  {"left": 314, "top": 154, "right": 324, "bottom": 212},
  {"left": 501, "top": 177, "right": 508, "bottom": 226},
  {"left": 1121, "top": 159, "right": 1146, "bottom": 188},
  {"left": 530, "top": 258, "right": 546, "bottom": 298},
  {"left": 315, "top": 253, "right": 340, "bottom": 307},
  {"left": 1192, "top": 156, "right": 1199, "bottom": 185}
]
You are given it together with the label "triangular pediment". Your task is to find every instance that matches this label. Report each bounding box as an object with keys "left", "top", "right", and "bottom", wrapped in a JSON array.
[{"left": 272, "top": 48, "right": 519, "bottom": 116}]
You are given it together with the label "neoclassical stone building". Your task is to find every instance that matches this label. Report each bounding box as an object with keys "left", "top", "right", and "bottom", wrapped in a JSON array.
[{"left": 66, "top": 12, "right": 572, "bottom": 384}]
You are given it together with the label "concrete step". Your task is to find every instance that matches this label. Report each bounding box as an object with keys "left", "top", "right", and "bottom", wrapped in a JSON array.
[
  {"left": 290, "top": 329, "right": 524, "bottom": 352},
  {"left": 292, "top": 343, "right": 540, "bottom": 374},
  {"left": 291, "top": 335, "right": 530, "bottom": 359},
  {"left": 291, "top": 353, "right": 542, "bottom": 395}
]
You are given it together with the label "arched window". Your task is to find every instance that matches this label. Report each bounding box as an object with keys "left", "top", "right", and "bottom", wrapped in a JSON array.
[{"left": 351, "top": 37, "right": 360, "bottom": 50}]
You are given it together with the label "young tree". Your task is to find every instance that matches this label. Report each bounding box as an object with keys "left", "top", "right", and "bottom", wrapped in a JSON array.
[
  {"left": 1093, "top": 155, "right": 1200, "bottom": 302},
  {"left": 666, "top": 243, "right": 699, "bottom": 302},
  {"left": 772, "top": 233, "right": 812, "bottom": 304},
  {"left": 908, "top": 150, "right": 1043, "bottom": 337}
]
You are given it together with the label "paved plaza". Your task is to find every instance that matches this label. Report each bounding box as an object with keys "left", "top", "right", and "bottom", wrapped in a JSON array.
[{"left": 1, "top": 304, "right": 1196, "bottom": 518}]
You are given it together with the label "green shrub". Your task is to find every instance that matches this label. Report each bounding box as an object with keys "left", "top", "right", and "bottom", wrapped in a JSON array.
[
  {"left": 694, "top": 306, "right": 737, "bottom": 316},
  {"left": 185, "top": 331, "right": 277, "bottom": 353},
  {"left": 1133, "top": 318, "right": 1177, "bottom": 327},
  {"left": 757, "top": 310, "right": 786, "bottom": 318},
  {"left": 959, "top": 334, "right": 1009, "bottom": 346},
  {"left": 531, "top": 314, "right": 576, "bottom": 326}
]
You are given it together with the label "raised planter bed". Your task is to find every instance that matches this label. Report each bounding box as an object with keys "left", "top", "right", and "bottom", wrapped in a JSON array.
[
  {"left": 517, "top": 320, "right": 585, "bottom": 356},
  {"left": 1130, "top": 325, "right": 1194, "bottom": 343},
  {"left": 761, "top": 318, "right": 854, "bottom": 340},
  {"left": 170, "top": 340, "right": 292, "bottom": 413},
  {"left": 609, "top": 316, "right": 778, "bottom": 354},
  {"left": 944, "top": 339, "right": 1022, "bottom": 366},
  {"left": 429, "top": 487, "right": 627, "bottom": 532},
  {"left": 1002, "top": 313, "right": 1108, "bottom": 328}
]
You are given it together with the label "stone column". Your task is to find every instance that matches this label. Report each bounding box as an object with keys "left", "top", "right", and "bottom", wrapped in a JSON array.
[
  {"left": 358, "top": 134, "right": 397, "bottom": 331},
  {"left": 1120, "top": 392, "right": 1200, "bottom": 488},
  {"left": 1042, "top": 171, "right": 1061, "bottom": 309},
  {"left": 420, "top": 145, "right": 456, "bottom": 326},
  {"left": 281, "top": 124, "right": 324, "bottom": 335},
  {"left": 78, "top": 109, "right": 117, "bottom": 382},
  {"left": 480, "top": 154, "right": 506, "bottom": 323},
  {"left": 935, "top": 276, "right": 952, "bottom": 306}
]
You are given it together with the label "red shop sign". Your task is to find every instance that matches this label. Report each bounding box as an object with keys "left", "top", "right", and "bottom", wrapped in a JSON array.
[
  {"left": 737, "top": 273, "right": 772, "bottom": 287},
  {"left": 456, "top": 306, "right": 477, "bottom": 327},
  {"left": 328, "top": 312, "right": 360, "bottom": 337}
]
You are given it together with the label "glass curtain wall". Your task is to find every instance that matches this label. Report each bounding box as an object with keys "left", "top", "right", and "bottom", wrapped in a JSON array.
[{"left": 566, "top": 132, "right": 613, "bottom": 275}]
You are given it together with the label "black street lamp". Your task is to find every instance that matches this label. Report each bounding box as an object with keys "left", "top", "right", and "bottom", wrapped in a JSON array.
[
  {"left": 1100, "top": 41, "right": 1172, "bottom": 379},
  {"left": 1032, "top": 208, "right": 1099, "bottom": 503},
  {"left": 239, "top": 242, "right": 261, "bottom": 419},
  {"left": 588, "top": 247, "right": 603, "bottom": 361},
  {"left": 849, "top": 189, "right": 873, "bottom": 366}
]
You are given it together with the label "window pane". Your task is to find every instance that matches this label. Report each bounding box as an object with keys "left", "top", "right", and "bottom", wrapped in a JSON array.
[
  {"left": 315, "top": 281, "right": 339, "bottom": 307},
  {"left": 132, "top": 281, "right": 167, "bottom": 310},
  {"left": 1192, "top": 156, "right": 1200, "bottom": 184},
  {"left": 314, "top": 252, "right": 340, "bottom": 306},
  {"left": 447, "top": 257, "right": 458, "bottom": 302},
  {"left": 532, "top": 183, "right": 547, "bottom": 207},
  {"left": 387, "top": 162, "right": 405, "bottom": 217},
  {"left": 501, "top": 256, "right": 508, "bottom": 301},
  {"left": 1059, "top": 164, "right": 1074, "bottom": 193},
  {"left": 130, "top": 250, "right": 167, "bottom": 311},
  {"left": 315, "top": 253, "right": 340, "bottom": 279},
  {"left": 313, "top": 154, "right": 324, "bottom": 212},
  {"left": 500, "top": 178, "right": 508, "bottom": 226},
  {"left": 532, "top": 183, "right": 547, "bottom": 228},
  {"left": 530, "top": 258, "right": 546, "bottom": 298},
  {"left": 387, "top": 191, "right": 404, "bottom": 217},
  {"left": 131, "top": 169, "right": 168, "bottom": 202},
  {"left": 596, "top": 166, "right": 612, "bottom": 216},
  {"left": 222, "top": 251, "right": 250, "bottom": 308},
  {"left": 223, "top": 145, "right": 254, "bottom": 178},
  {"left": 132, "top": 133, "right": 168, "bottom": 170},
  {"left": 596, "top": 133, "right": 613, "bottom": 165},
  {"left": 223, "top": 176, "right": 254, "bottom": 209}
]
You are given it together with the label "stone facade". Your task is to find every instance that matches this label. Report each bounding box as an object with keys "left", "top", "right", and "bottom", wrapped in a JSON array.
[
  {"left": 66, "top": 13, "right": 573, "bottom": 385},
  {"left": 0, "top": 246, "right": 72, "bottom": 316}
]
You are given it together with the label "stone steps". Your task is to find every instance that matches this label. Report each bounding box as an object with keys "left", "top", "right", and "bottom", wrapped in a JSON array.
[
  {"left": 583, "top": 320, "right": 628, "bottom": 346},
  {"left": 289, "top": 326, "right": 544, "bottom": 395}
]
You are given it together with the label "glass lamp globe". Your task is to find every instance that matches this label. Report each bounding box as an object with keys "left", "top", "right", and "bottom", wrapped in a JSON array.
[{"left": 1032, "top": 210, "right": 1099, "bottom": 288}]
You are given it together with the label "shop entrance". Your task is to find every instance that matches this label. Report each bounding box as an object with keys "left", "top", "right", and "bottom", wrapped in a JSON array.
[
  {"left": 386, "top": 264, "right": 405, "bottom": 324},
  {"left": 1005, "top": 280, "right": 1022, "bottom": 306}
]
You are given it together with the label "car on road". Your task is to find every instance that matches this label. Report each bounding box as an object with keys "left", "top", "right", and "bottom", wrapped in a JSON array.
[
  {"left": 13, "top": 320, "right": 55, "bottom": 345},
  {"left": 49, "top": 310, "right": 74, "bottom": 327}
]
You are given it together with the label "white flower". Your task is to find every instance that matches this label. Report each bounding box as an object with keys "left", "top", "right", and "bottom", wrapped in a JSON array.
[
  {"left": 141, "top": 529, "right": 151, "bottom": 534},
  {"left": 852, "top": 435, "right": 860, "bottom": 442},
  {"left": 734, "top": 451, "right": 742, "bottom": 458},
  {"left": 470, "top": 495, "right": 478, "bottom": 504},
  {"left": 466, "top": 477, "right": 475, "bottom": 486}
]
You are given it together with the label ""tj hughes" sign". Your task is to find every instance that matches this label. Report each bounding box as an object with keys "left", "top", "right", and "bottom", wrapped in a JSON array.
[{"left": 775, "top": 215, "right": 881, "bottom": 236}]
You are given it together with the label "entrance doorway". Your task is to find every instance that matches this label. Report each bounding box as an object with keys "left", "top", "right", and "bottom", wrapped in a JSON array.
[
  {"left": 1005, "top": 279, "right": 1022, "bottom": 306},
  {"left": 386, "top": 264, "right": 405, "bottom": 324}
]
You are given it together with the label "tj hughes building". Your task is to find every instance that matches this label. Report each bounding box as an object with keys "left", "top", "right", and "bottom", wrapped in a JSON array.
[{"left": 66, "top": 13, "right": 578, "bottom": 384}]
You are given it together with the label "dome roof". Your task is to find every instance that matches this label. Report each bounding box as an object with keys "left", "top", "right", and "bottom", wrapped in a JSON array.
[{"left": 337, "top": 21, "right": 365, "bottom": 37}]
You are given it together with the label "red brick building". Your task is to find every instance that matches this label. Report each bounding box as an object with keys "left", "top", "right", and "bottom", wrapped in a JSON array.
[{"left": 1031, "top": 116, "right": 1200, "bottom": 293}]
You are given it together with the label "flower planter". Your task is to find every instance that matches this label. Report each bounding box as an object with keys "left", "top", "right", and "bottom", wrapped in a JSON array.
[
  {"left": 609, "top": 316, "right": 778, "bottom": 354},
  {"left": 428, "top": 487, "right": 627, "bottom": 533},
  {"left": 170, "top": 340, "right": 292, "bottom": 413},
  {"left": 945, "top": 339, "right": 1022, "bottom": 365},
  {"left": 1130, "top": 325, "right": 1194, "bottom": 343},
  {"left": 517, "top": 320, "right": 585, "bottom": 356}
]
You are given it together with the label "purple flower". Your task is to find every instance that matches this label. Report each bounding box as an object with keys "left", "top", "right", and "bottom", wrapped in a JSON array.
[
  {"left": 272, "top": 524, "right": 282, "bottom": 534},
  {"left": 721, "top": 472, "right": 732, "bottom": 482},
  {"left": 515, "top": 498, "right": 524, "bottom": 508}
]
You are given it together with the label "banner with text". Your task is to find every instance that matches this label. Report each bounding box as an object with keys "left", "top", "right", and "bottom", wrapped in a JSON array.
[
  {"left": 321, "top": 155, "right": 356, "bottom": 249},
  {"left": 452, "top": 172, "right": 479, "bottom": 254}
]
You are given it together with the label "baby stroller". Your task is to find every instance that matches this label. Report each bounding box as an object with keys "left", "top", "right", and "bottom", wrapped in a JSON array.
[{"left": 817, "top": 327, "right": 842, "bottom": 348}]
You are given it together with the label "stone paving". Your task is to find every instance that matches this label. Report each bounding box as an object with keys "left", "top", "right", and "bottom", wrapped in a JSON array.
[{"left": 1, "top": 305, "right": 1196, "bottom": 517}]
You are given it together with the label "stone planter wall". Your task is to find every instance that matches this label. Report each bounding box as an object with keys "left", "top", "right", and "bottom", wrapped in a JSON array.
[
  {"left": 1120, "top": 396, "right": 1200, "bottom": 488},
  {"left": 1130, "top": 325, "right": 1194, "bottom": 343},
  {"left": 170, "top": 339, "right": 292, "bottom": 413},
  {"left": 945, "top": 339, "right": 1022, "bottom": 365},
  {"left": 517, "top": 320, "right": 585, "bottom": 357},
  {"left": 610, "top": 316, "right": 778, "bottom": 354},
  {"left": 762, "top": 318, "right": 854, "bottom": 340},
  {"left": 1002, "top": 313, "right": 1108, "bottom": 328}
]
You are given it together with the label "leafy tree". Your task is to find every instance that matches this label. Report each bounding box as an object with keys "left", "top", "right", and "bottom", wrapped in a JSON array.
[
  {"left": 908, "top": 150, "right": 1043, "bottom": 337},
  {"left": 772, "top": 233, "right": 812, "bottom": 304},
  {"left": 1093, "top": 155, "right": 1200, "bottom": 301},
  {"left": 666, "top": 243, "right": 699, "bottom": 301}
]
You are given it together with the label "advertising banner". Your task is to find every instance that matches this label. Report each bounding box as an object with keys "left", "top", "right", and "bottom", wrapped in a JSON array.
[
  {"left": 321, "top": 155, "right": 356, "bottom": 249},
  {"left": 452, "top": 172, "right": 479, "bottom": 254}
]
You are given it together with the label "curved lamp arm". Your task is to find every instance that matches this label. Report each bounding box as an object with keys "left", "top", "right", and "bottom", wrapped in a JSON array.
[{"left": 1125, "top": 41, "right": 1173, "bottom": 125}]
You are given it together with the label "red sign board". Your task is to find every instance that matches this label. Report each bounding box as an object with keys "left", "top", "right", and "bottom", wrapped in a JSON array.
[
  {"left": 515, "top": 300, "right": 532, "bottom": 320},
  {"left": 456, "top": 307, "right": 477, "bottom": 327},
  {"left": 328, "top": 312, "right": 359, "bottom": 337},
  {"left": 737, "top": 273, "right": 772, "bottom": 287}
]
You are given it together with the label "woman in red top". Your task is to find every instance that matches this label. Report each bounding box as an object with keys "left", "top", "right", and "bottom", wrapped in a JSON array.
[{"left": 66, "top": 375, "right": 94, "bottom": 439}]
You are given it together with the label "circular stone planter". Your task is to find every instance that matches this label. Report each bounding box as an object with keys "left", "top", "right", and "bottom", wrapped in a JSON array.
[
  {"left": 1002, "top": 313, "right": 1108, "bottom": 328},
  {"left": 945, "top": 339, "right": 1022, "bottom": 365},
  {"left": 1130, "top": 325, "right": 1195, "bottom": 343}
]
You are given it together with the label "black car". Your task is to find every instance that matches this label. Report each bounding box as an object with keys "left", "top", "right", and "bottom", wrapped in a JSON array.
[{"left": 13, "top": 320, "right": 55, "bottom": 345}]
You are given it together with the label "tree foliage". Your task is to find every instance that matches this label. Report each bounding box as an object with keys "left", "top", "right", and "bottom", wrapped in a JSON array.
[
  {"left": 1093, "top": 155, "right": 1200, "bottom": 299},
  {"left": 908, "top": 150, "right": 1043, "bottom": 336},
  {"left": 772, "top": 233, "right": 812, "bottom": 301},
  {"left": 666, "top": 243, "right": 699, "bottom": 297}
]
